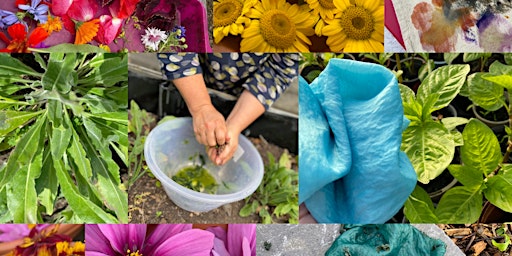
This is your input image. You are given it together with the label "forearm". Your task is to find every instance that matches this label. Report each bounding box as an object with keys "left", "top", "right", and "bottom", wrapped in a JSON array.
[
  {"left": 172, "top": 74, "right": 213, "bottom": 115},
  {"left": 226, "top": 90, "right": 265, "bottom": 134}
]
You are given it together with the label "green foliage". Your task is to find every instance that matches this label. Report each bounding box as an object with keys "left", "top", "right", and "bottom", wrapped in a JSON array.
[
  {"left": 239, "top": 151, "right": 298, "bottom": 224},
  {"left": 399, "top": 64, "right": 470, "bottom": 184},
  {"left": 404, "top": 119, "right": 512, "bottom": 223},
  {"left": 0, "top": 53, "right": 128, "bottom": 223},
  {"left": 128, "top": 100, "right": 156, "bottom": 187},
  {"left": 492, "top": 225, "right": 511, "bottom": 252}
]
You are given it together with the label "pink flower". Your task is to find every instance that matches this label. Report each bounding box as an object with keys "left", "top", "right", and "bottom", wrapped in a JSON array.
[
  {"left": 96, "top": 15, "right": 123, "bottom": 45},
  {"left": 206, "top": 224, "right": 256, "bottom": 256}
]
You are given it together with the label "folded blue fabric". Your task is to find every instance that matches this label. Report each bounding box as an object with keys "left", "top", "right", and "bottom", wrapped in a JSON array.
[{"left": 299, "top": 59, "right": 417, "bottom": 223}]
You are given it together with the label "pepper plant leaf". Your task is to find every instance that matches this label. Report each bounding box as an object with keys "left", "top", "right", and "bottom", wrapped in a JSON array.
[
  {"left": 416, "top": 64, "right": 470, "bottom": 113},
  {"left": 402, "top": 121, "right": 454, "bottom": 184},
  {"left": 460, "top": 119, "right": 502, "bottom": 176},
  {"left": 467, "top": 73, "right": 504, "bottom": 112},
  {"left": 484, "top": 166, "right": 512, "bottom": 212},
  {"left": 435, "top": 186, "right": 483, "bottom": 223},
  {"left": 447, "top": 164, "right": 483, "bottom": 188},
  {"left": 403, "top": 185, "right": 439, "bottom": 223}
]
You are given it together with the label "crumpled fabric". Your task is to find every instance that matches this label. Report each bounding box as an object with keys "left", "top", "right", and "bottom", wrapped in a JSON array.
[
  {"left": 299, "top": 59, "right": 417, "bottom": 223},
  {"left": 325, "top": 225, "right": 446, "bottom": 256}
]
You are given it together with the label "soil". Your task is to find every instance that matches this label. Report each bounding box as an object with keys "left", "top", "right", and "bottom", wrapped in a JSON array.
[
  {"left": 440, "top": 224, "right": 512, "bottom": 255},
  {"left": 128, "top": 113, "right": 295, "bottom": 224}
]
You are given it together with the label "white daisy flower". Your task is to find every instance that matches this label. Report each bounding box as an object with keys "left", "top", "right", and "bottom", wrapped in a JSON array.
[{"left": 141, "top": 27, "right": 168, "bottom": 51}]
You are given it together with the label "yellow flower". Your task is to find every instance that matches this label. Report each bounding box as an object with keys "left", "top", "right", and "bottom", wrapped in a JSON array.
[
  {"left": 323, "top": 0, "right": 384, "bottom": 52},
  {"left": 241, "top": 0, "right": 317, "bottom": 52},
  {"left": 213, "top": 0, "right": 256, "bottom": 44},
  {"left": 38, "top": 15, "right": 63, "bottom": 35},
  {"left": 75, "top": 19, "right": 100, "bottom": 45}
]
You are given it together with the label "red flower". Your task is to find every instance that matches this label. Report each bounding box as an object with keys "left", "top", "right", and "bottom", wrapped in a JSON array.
[
  {"left": 0, "top": 23, "right": 48, "bottom": 53},
  {"left": 109, "top": 0, "right": 140, "bottom": 19},
  {"left": 96, "top": 15, "right": 123, "bottom": 44},
  {"left": 15, "top": 0, "right": 29, "bottom": 5}
]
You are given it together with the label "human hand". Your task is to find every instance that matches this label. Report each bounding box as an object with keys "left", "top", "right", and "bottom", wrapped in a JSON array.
[
  {"left": 207, "top": 125, "right": 239, "bottom": 165},
  {"left": 190, "top": 104, "right": 228, "bottom": 147}
]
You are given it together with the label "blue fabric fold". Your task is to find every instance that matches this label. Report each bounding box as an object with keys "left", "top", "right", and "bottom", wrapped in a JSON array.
[{"left": 299, "top": 59, "right": 417, "bottom": 223}]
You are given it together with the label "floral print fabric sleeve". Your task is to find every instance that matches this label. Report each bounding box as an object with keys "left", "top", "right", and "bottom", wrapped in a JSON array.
[{"left": 157, "top": 53, "right": 203, "bottom": 80}]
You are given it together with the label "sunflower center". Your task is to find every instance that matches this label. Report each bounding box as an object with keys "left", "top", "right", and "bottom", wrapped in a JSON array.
[
  {"left": 339, "top": 6, "right": 374, "bottom": 40},
  {"left": 318, "top": 0, "right": 336, "bottom": 9},
  {"left": 213, "top": 0, "right": 243, "bottom": 27},
  {"left": 260, "top": 9, "right": 296, "bottom": 49}
]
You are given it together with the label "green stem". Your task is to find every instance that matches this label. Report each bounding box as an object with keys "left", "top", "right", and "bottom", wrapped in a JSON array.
[{"left": 395, "top": 53, "right": 402, "bottom": 83}]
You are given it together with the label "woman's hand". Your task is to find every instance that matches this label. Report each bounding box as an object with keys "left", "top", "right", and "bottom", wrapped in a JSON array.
[
  {"left": 190, "top": 104, "right": 228, "bottom": 147},
  {"left": 207, "top": 125, "right": 239, "bottom": 165}
]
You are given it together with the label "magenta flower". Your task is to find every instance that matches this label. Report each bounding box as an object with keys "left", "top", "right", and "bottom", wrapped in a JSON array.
[
  {"left": 206, "top": 224, "right": 256, "bottom": 256},
  {"left": 85, "top": 224, "right": 215, "bottom": 256},
  {"left": 0, "top": 224, "right": 50, "bottom": 242}
]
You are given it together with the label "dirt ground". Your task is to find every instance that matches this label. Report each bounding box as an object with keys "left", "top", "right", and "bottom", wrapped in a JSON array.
[
  {"left": 441, "top": 224, "right": 512, "bottom": 255},
  {"left": 128, "top": 134, "right": 294, "bottom": 224}
]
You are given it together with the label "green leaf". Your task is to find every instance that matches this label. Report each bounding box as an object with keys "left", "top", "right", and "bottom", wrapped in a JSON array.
[
  {"left": 402, "top": 99, "right": 423, "bottom": 124},
  {"left": 416, "top": 64, "right": 470, "bottom": 113},
  {"left": 447, "top": 164, "right": 483, "bottom": 188},
  {"left": 463, "top": 53, "right": 491, "bottom": 62},
  {"left": 444, "top": 53, "right": 460, "bottom": 64},
  {"left": 79, "top": 54, "right": 127, "bottom": 87},
  {"left": 451, "top": 130, "right": 464, "bottom": 147},
  {"left": 441, "top": 117, "right": 468, "bottom": 131},
  {"left": 435, "top": 186, "right": 482, "bottom": 223},
  {"left": 467, "top": 73, "right": 505, "bottom": 111},
  {"left": 50, "top": 123, "right": 72, "bottom": 160},
  {"left": 489, "top": 61, "right": 512, "bottom": 75},
  {"left": 0, "top": 54, "right": 41, "bottom": 77},
  {"left": 240, "top": 200, "right": 259, "bottom": 217},
  {"left": 398, "top": 84, "right": 415, "bottom": 104},
  {"left": 0, "top": 110, "right": 44, "bottom": 136},
  {"left": 77, "top": 124, "right": 128, "bottom": 223},
  {"left": 36, "top": 147, "right": 58, "bottom": 215},
  {"left": 54, "top": 158, "right": 118, "bottom": 223},
  {"left": 505, "top": 53, "right": 512, "bottom": 65},
  {"left": 89, "top": 112, "right": 128, "bottom": 125},
  {"left": 0, "top": 96, "right": 31, "bottom": 109},
  {"left": 460, "top": 119, "right": 502, "bottom": 176},
  {"left": 36, "top": 43, "right": 107, "bottom": 53},
  {"left": 42, "top": 53, "right": 77, "bottom": 93},
  {"left": 483, "top": 75, "right": 512, "bottom": 90},
  {"left": 418, "top": 59, "right": 435, "bottom": 81},
  {"left": 484, "top": 167, "right": 512, "bottom": 212},
  {"left": 402, "top": 121, "right": 455, "bottom": 183},
  {"left": 33, "top": 53, "right": 47, "bottom": 71},
  {"left": 492, "top": 235, "right": 511, "bottom": 252},
  {"left": 403, "top": 185, "right": 439, "bottom": 223},
  {"left": 6, "top": 115, "right": 47, "bottom": 223}
]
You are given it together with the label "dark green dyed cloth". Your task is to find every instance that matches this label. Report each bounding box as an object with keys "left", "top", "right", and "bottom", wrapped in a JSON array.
[{"left": 326, "top": 225, "right": 446, "bottom": 256}]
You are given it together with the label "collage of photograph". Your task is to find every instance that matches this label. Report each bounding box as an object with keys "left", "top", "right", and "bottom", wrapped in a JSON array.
[{"left": 0, "top": 0, "right": 511, "bottom": 255}]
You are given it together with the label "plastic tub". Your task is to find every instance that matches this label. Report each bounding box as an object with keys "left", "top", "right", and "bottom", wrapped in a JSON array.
[{"left": 144, "top": 117, "right": 264, "bottom": 212}]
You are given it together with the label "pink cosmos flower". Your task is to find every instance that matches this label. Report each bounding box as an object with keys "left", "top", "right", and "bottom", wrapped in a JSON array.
[
  {"left": 206, "top": 224, "right": 256, "bottom": 256},
  {"left": 85, "top": 224, "right": 215, "bottom": 256}
]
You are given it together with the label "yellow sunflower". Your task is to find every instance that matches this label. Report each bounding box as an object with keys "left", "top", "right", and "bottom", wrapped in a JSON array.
[
  {"left": 213, "top": 0, "right": 256, "bottom": 44},
  {"left": 323, "top": 0, "right": 384, "bottom": 52},
  {"left": 306, "top": 0, "right": 341, "bottom": 36},
  {"left": 240, "top": 0, "right": 317, "bottom": 52}
]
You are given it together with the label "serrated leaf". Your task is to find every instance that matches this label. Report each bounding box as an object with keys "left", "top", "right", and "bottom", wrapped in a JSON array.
[
  {"left": 36, "top": 147, "right": 58, "bottom": 215},
  {"left": 0, "top": 54, "right": 41, "bottom": 77},
  {"left": 6, "top": 115, "right": 46, "bottom": 223},
  {"left": 0, "top": 110, "right": 44, "bottom": 136},
  {"left": 435, "top": 186, "right": 482, "bottom": 223},
  {"left": 461, "top": 119, "right": 502, "bottom": 176},
  {"left": 417, "top": 64, "right": 470, "bottom": 112},
  {"left": 42, "top": 53, "right": 77, "bottom": 93},
  {"left": 441, "top": 117, "right": 469, "bottom": 131},
  {"left": 54, "top": 158, "right": 118, "bottom": 223},
  {"left": 402, "top": 121, "right": 455, "bottom": 183},
  {"left": 77, "top": 124, "right": 127, "bottom": 223},
  {"left": 403, "top": 185, "right": 439, "bottom": 223},
  {"left": 467, "top": 73, "right": 505, "bottom": 111},
  {"left": 484, "top": 167, "right": 512, "bottom": 212},
  {"left": 447, "top": 164, "right": 483, "bottom": 188}
]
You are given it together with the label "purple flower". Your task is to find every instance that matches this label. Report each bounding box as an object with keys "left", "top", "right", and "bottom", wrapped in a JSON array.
[
  {"left": 0, "top": 10, "right": 19, "bottom": 29},
  {"left": 18, "top": 0, "right": 49, "bottom": 24},
  {"left": 206, "top": 224, "right": 256, "bottom": 256},
  {"left": 0, "top": 224, "right": 50, "bottom": 242},
  {"left": 173, "top": 25, "right": 186, "bottom": 39},
  {"left": 86, "top": 224, "right": 215, "bottom": 256}
]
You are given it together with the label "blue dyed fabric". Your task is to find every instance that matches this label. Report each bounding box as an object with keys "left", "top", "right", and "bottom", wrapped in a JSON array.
[{"left": 299, "top": 59, "right": 417, "bottom": 224}]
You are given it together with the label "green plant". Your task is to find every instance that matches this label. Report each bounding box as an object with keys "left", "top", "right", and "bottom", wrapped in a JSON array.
[
  {"left": 492, "top": 224, "right": 512, "bottom": 252},
  {"left": 360, "top": 53, "right": 393, "bottom": 66},
  {"left": 404, "top": 119, "right": 512, "bottom": 223},
  {"left": 399, "top": 64, "right": 470, "bottom": 184},
  {"left": 128, "top": 100, "right": 156, "bottom": 187},
  {"left": 239, "top": 151, "right": 298, "bottom": 224},
  {"left": 0, "top": 53, "right": 128, "bottom": 223}
]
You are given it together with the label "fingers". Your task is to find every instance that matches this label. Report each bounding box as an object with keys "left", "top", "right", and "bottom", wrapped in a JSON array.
[{"left": 214, "top": 125, "right": 227, "bottom": 146}]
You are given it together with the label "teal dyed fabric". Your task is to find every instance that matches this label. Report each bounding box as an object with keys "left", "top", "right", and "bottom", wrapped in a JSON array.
[
  {"left": 325, "top": 225, "right": 446, "bottom": 256},
  {"left": 299, "top": 59, "right": 417, "bottom": 223}
]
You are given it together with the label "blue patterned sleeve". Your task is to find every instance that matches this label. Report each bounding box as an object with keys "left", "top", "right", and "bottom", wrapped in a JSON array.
[
  {"left": 157, "top": 53, "right": 203, "bottom": 80},
  {"left": 242, "top": 53, "right": 299, "bottom": 110}
]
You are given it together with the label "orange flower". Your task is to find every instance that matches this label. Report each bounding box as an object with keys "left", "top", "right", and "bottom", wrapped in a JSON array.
[
  {"left": 38, "top": 15, "right": 63, "bottom": 35},
  {"left": 0, "top": 23, "right": 48, "bottom": 53},
  {"left": 74, "top": 19, "right": 100, "bottom": 44}
]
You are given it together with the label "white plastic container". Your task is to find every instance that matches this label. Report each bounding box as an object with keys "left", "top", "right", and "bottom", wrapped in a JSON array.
[{"left": 144, "top": 117, "right": 264, "bottom": 212}]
